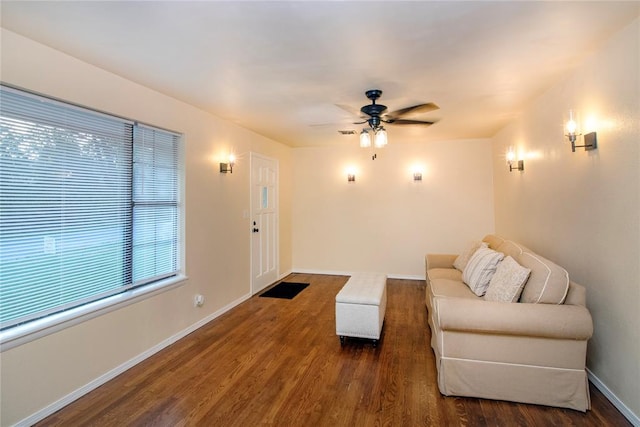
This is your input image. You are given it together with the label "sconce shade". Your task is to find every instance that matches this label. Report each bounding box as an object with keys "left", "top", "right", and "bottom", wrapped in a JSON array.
[
  {"left": 413, "top": 172, "right": 422, "bottom": 181},
  {"left": 566, "top": 110, "right": 578, "bottom": 134},
  {"left": 347, "top": 174, "right": 356, "bottom": 182}
]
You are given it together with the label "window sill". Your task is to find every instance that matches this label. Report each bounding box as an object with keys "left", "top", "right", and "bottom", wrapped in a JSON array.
[{"left": 0, "top": 275, "right": 188, "bottom": 352}]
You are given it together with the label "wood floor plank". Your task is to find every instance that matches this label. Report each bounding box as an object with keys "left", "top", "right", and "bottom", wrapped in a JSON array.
[{"left": 36, "top": 274, "right": 632, "bottom": 427}]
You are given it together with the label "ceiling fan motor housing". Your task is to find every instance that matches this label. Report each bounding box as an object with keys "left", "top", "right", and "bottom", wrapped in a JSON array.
[{"left": 361, "top": 104, "right": 388, "bottom": 121}]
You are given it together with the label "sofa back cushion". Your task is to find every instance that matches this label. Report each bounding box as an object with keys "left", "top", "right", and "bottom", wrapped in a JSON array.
[
  {"left": 496, "top": 240, "right": 525, "bottom": 260},
  {"left": 453, "top": 241, "right": 487, "bottom": 272},
  {"left": 482, "top": 234, "right": 505, "bottom": 250},
  {"left": 478, "top": 235, "right": 571, "bottom": 304},
  {"left": 518, "top": 252, "right": 570, "bottom": 304}
]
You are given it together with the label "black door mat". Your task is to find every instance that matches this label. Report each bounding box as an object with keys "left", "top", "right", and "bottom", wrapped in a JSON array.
[{"left": 259, "top": 282, "right": 309, "bottom": 299}]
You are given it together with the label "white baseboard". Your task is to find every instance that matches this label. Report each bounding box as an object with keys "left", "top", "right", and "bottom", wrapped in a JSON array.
[
  {"left": 587, "top": 368, "right": 639, "bottom": 426},
  {"left": 292, "top": 268, "right": 424, "bottom": 281},
  {"left": 388, "top": 273, "right": 424, "bottom": 281},
  {"left": 15, "top": 292, "right": 252, "bottom": 427},
  {"left": 291, "top": 268, "right": 351, "bottom": 277},
  {"left": 278, "top": 270, "right": 293, "bottom": 281}
]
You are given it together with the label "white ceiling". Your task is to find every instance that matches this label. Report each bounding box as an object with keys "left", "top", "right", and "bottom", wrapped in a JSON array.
[{"left": 1, "top": 1, "right": 638, "bottom": 147}]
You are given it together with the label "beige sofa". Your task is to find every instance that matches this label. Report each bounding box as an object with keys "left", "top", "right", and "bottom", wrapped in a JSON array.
[{"left": 425, "top": 234, "right": 593, "bottom": 411}]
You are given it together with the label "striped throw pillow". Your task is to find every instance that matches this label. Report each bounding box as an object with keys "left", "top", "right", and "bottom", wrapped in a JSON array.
[{"left": 462, "top": 247, "right": 505, "bottom": 296}]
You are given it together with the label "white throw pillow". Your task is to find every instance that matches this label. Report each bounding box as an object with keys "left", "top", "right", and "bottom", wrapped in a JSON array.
[
  {"left": 484, "top": 256, "right": 531, "bottom": 303},
  {"left": 462, "top": 247, "right": 505, "bottom": 296},
  {"left": 453, "top": 241, "right": 488, "bottom": 272}
]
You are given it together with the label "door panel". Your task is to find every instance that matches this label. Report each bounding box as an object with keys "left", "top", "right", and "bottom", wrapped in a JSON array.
[{"left": 251, "top": 153, "right": 278, "bottom": 294}]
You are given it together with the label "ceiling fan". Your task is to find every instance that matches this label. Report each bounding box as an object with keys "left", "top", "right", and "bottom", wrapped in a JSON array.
[
  {"left": 352, "top": 89, "right": 439, "bottom": 149},
  {"left": 356, "top": 89, "right": 439, "bottom": 130}
]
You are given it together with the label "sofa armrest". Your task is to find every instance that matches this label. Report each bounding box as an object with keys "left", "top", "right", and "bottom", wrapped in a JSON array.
[
  {"left": 434, "top": 297, "right": 593, "bottom": 340},
  {"left": 426, "top": 254, "right": 458, "bottom": 270}
]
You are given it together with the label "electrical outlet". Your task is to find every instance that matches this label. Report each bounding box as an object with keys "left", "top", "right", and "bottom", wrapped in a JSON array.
[{"left": 194, "top": 294, "right": 205, "bottom": 307}]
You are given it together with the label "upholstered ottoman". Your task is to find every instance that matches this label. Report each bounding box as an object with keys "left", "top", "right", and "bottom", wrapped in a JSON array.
[{"left": 335, "top": 273, "right": 387, "bottom": 346}]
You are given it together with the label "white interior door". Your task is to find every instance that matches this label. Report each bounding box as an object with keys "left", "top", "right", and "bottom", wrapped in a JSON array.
[{"left": 250, "top": 153, "right": 278, "bottom": 294}]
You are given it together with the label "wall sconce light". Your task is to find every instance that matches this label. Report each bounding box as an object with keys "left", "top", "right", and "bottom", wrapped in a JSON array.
[
  {"left": 413, "top": 172, "right": 422, "bottom": 181},
  {"left": 506, "top": 149, "right": 524, "bottom": 172},
  {"left": 220, "top": 154, "right": 235, "bottom": 173},
  {"left": 565, "top": 110, "right": 597, "bottom": 152},
  {"left": 347, "top": 173, "right": 356, "bottom": 182}
]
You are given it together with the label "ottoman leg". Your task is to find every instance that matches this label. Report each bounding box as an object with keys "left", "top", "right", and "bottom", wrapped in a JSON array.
[{"left": 339, "top": 336, "right": 346, "bottom": 346}]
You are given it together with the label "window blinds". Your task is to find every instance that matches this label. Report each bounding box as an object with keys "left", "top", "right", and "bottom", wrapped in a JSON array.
[
  {"left": 132, "top": 125, "right": 179, "bottom": 285},
  {"left": 0, "top": 86, "right": 181, "bottom": 329}
]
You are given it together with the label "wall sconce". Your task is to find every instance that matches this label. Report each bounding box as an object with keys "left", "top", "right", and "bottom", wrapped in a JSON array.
[
  {"left": 506, "top": 149, "right": 524, "bottom": 172},
  {"left": 347, "top": 174, "right": 356, "bottom": 182},
  {"left": 565, "top": 110, "right": 597, "bottom": 152},
  {"left": 220, "top": 154, "right": 235, "bottom": 173},
  {"left": 413, "top": 172, "right": 422, "bottom": 181}
]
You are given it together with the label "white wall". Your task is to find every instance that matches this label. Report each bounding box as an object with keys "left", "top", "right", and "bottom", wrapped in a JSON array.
[
  {"left": 0, "top": 29, "right": 293, "bottom": 426},
  {"left": 491, "top": 18, "right": 639, "bottom": 421},
  {"left": 292, "top": 139, "right": 495, "bottom": 278}
]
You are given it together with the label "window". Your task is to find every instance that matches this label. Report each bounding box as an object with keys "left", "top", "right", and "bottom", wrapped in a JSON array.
[{"left": 0, "top": 85, "right": 183, "bottom": 332}]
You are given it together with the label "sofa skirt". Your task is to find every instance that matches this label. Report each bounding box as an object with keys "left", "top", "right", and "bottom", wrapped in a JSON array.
[{"left": 437, "top": 356, "right": 591, "bottom": 412}]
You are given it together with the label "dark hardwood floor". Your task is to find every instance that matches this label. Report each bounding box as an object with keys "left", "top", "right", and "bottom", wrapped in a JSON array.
[{"left": 38, "top": 273, "right": 630, "bottom": 426}]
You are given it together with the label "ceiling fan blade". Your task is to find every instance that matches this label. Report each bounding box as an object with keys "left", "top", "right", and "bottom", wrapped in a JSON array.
[
  {"left": 386, "top": 103, "right": 439, "bottom": 119},
  {"left": 386, "top": 119, "right": 437, "bottom": 125},
  {"left": 336, "top": 103, "right": 366, "bottom": 118}
]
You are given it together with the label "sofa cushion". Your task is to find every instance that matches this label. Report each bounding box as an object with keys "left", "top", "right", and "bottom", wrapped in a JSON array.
[
  {"left": 429, "top": 279, "right": 480, "bottom": 300},
  {"left": 518, "top": 252, "right": 570, "bottom": 304},
  {"left": 427, "top": 268, "right": 463, "bottom": 282},
  {"left": 484, "top": 256, "right": 531, "bottom": 303},
  {"left": 453, "top": 241, "right": 487, "bottom": 272},
  {"left": 462, "top": 247, "right": 505, "bottom": 296}
]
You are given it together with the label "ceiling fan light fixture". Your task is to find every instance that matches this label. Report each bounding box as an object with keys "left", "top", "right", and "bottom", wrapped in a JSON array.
[
  {"left": 359, "top": 129, "right": 371, "bottom": 148},
  {"left": 374, "top": 127, "right": 387, "bottom": 148},
  {"left": 354, "top": 89, "right": 438, "bottom": 150}
]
